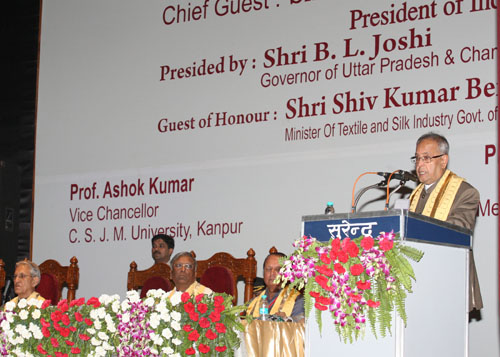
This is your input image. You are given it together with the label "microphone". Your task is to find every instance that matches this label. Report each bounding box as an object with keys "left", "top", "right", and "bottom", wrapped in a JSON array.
[
  {"left": 2, "top": 277, "right": 12, "bottom": 303},
  {"left": 377, "top": 170, "right": 418, "bottom": 183}
]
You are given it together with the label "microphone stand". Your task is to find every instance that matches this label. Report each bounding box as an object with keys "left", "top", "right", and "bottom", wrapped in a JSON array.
[
  {"left": 352, "top": 179, "right": 388, "bottom": 213},
  {"left": 385, "top": 181, "right": 406, "bottom": 210}
]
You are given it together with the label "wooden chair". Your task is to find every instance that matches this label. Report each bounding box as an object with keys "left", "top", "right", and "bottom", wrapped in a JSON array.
[
  {"left": 36, "top": 256, "right": 79, "bottom": 303},
  {"left": 192, "top": 249, "right": 257, "bottom": 304},
  {"left": 127, "top": 262, "right": 173, "bottom": 298},
  {"left": 0, "top": 259, "right": 5, "bottom": 305}
]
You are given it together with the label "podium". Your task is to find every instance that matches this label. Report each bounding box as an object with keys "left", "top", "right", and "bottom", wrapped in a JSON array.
[{"left": 302, "top": 210, "right": 471, "bottom": 357}]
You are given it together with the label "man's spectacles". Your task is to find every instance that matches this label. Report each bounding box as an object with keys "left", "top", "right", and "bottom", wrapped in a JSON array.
[
  {"left": 13, "top": 273, "right": 33, "bottom": 280},
  {"left": 410, "top": 154, "right": 445, "bottom": 164},
  {"left": 173, "top": 263, "right": 194, "bottom": 270}
]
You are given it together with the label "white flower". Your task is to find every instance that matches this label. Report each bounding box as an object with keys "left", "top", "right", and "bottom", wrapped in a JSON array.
[
  {"left": 95, "top": 346, "right": 106, "bottom": 356},
  {"left": 121, "top": 300, "right": 130, "bottom": 311},
  {"left": 19, "top": 310, "right": 28, "bottom": 320},
  {"left": 91, "top": 337, "right": 102, "bottom": 346},
  {"left": 150, "top": 332, "right": 163, "bottom": 346},
  {"left": 171, "top": 320, "right": 181, "bottom": 331},
  {"left": 97, "top": 307, "right": 106, "bottom": 319},
  {"left": 144, "top": 297, "right": 155, "bottom": 307},
  {"left": 12, "top": 335, "right": 24, "bottom": 345},
  {"left": 33, "top": 299, "right": 43, "bottom": 309},
  {"left": 162, "top": 347, "right": 174, "bottom": 355},
  {"left": 0, "top": 319, "right": 10, "bottom": 331},
  {"left": 102, "top": 341, "right": 113, "bottom": 351},
  {"left": 4, "top": 301, "right": 15, "bottom": 311},
  {"left": 149, "top": 312, "right": 160, "bottom": 329},
  {"left": 161, "top": 327, "right": 172, "bottom": 339},
  {"left": 98, "top": 331, "right": 109, "bottom": 340},
  {"left": 31, "top": 309, "right": 41, "bottom": 319},
  {"left": 171, "top": 353, "right": 181, "bottom": 357},
  {"left": 98, "top": 294, "right": 110, "bottom": 304},
  {"left": 17, "top": 299, "right": 27, "bottom": 309},
  {"left": 121, "top": 312, "right": 130, "bottom": 324},
  {"left": 170, "top": 292, "right": 182, "bottom": 306},
  {"left": 94, "top": 319, "right": 102, "bottom": 330},
  {"left": 27, "top": 298, "right": 40, "bottom": 308},
  {"left": 106, "top": 321, "right": 116, "bottom": 333},
  {"left": 170, "top": 311, "right": 181, "bottom": 322},
  {"left": 172, "top": 338, "right": 182, "bottom": 346},
  {"left": 90, "top": 309, "right": 99, "bottom": 319},
  {"left": 29, "top": 323, "right": 43, "bottom": 340},
  {"left": 112, "top": 300, "right": 120, "bottom": 313},
  {"left": 126, "top": 290, "right": 140, "bottom": 303},
  {"left": 87, "top": 328, "right": 96, "bottom": 335},
  {"left": 148, "top": 289, "right": 164, "bottom": 299}
]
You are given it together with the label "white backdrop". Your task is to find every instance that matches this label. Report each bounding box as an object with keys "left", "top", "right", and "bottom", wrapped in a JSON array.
[{"left": 33, "top": 1, "right": 497, "bottom": 355}]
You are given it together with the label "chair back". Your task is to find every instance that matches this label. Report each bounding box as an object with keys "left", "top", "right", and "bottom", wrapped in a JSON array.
[
  {"left": 127, "top": 262, "right": 173, "bottom": 297},
  {"left": 36, "top": 256, "right": 79, "bottom": 303},
  {"left": 0, "top": 259, "right": 5, "bottom": 305},
  {"left": 193, "top": 249, "right": 256, "bottom": 304},
  {"left": 200, "top": 266, "right": 236, "bottom": 297}
]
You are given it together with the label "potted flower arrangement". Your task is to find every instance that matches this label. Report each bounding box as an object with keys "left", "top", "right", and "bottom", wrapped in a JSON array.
[
  {"left": 277, "top": 231, "right": 424, "bottom": 343},
  {"left": 0, "top": 289, "right": 246, "bottom": 356}
]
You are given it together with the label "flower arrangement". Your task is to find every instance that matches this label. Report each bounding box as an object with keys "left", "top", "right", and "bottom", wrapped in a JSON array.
[
  {"left": 0, "top": 289, "right": 245, "bottom": 356},
  {"left": 277, "top": 231, "right": 424, "bottom": 343}
]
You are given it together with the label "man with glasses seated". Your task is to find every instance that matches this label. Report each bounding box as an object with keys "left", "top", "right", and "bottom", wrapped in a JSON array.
[
  {"left": 409, "top": 132, "right": 482, "bottom": 311},
  {"left": 8, "top": 260, "right": 45, "bottom": 306},
  {"left": 167, "top": 252, "right": 212, "bottom": 298}
]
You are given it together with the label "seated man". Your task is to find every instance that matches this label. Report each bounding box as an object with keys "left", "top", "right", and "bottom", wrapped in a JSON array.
[
  {"left": 247, "top": 252, "right": 304, "bottom": 322},
  {"left": 9, "top": 260, "right": 45, "bottom": 305},
  {"left": 167, "top": 252, "right": 212, "bottom": 298},
  {"left": 152, "top": 234, "right": 175, "bottom": 265}
]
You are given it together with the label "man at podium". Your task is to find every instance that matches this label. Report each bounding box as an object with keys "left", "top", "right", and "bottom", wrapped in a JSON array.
[{"left": 409, "top": 132, "right": 483, "bottom": 311}]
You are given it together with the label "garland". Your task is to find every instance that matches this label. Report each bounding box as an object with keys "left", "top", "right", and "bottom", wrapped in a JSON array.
[{"left": 277, "top": 231, "right": 424, "bottom": 343}]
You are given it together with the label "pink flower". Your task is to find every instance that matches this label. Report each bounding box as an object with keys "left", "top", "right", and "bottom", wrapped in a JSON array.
[
  {"left": 37, "top": 344, "right": 48, "bottom": 355},
  {"left": 367, "top": 300, "right": 380, "bottom": 308},
  {"left": 334, "top": 263, "right": 346, "bottom": 274},
  {"left": 213, "top": 295, "right": 224, "bottom": 306},
  {"left": 199, "top": 317, "right": 210, "bottom": 328},
  {"left": 320, "top": 253, "right": 331, "bottom": 264},
  {"left": 57, "top": 300, "right": 69, "bottom": 313},
  {"left": 346, "top": 241, "right": 359, "bottom": 257},
  {"left": 315, "top": 264, "right": 334, "bottom": 277},
  {"left": 350, "top": 264, "right": 364, "bottom": 276},
  {"left": 86, "top": 297, "right": 100, "bottom": 308},
  {"left": 379, "top": 239, "right": 394, "bottom": 251},
  {"left": 205, "top": 329, "right": 217, "bottom": 340},
  {"left": 188, "top": 330, "right": 200, "bottom": 341},
  {"left": 209, "top": 311, "right": 221, "bottom": 322},
  {"left": 314, "top": 302, "right": 328, "bottom": 311},
  {"left": 51, "top": 337, "right": 59, "bottom": 348},
  {"left": 185, "top": 347, "right": 196, "bottom": 355},
  {"left": 181, "top": 292, "right": 191, "bottom": 303},
  {"left": 356, "top": 280, "right": 371, "bottom": 290},
  {"left": 215, "top": 323, "right": 227, "bottom": 333},
  {"left": 198, "top": 343, "right": 211, "bottom": 354},
  {"left": 215, "top": 346, "right": 227, "bottom": 352},
  {"left": 337, "top": 251, "right": 349, "bottom": 263},
  {"left": 197, "top": 303, "right": 208, "bottom": 314},
  {"left": 361, "top": 236, "right": 374, "bottom": 250},
  {"left": 184, "top": 302, "right": 195, "bottom": 314}
]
